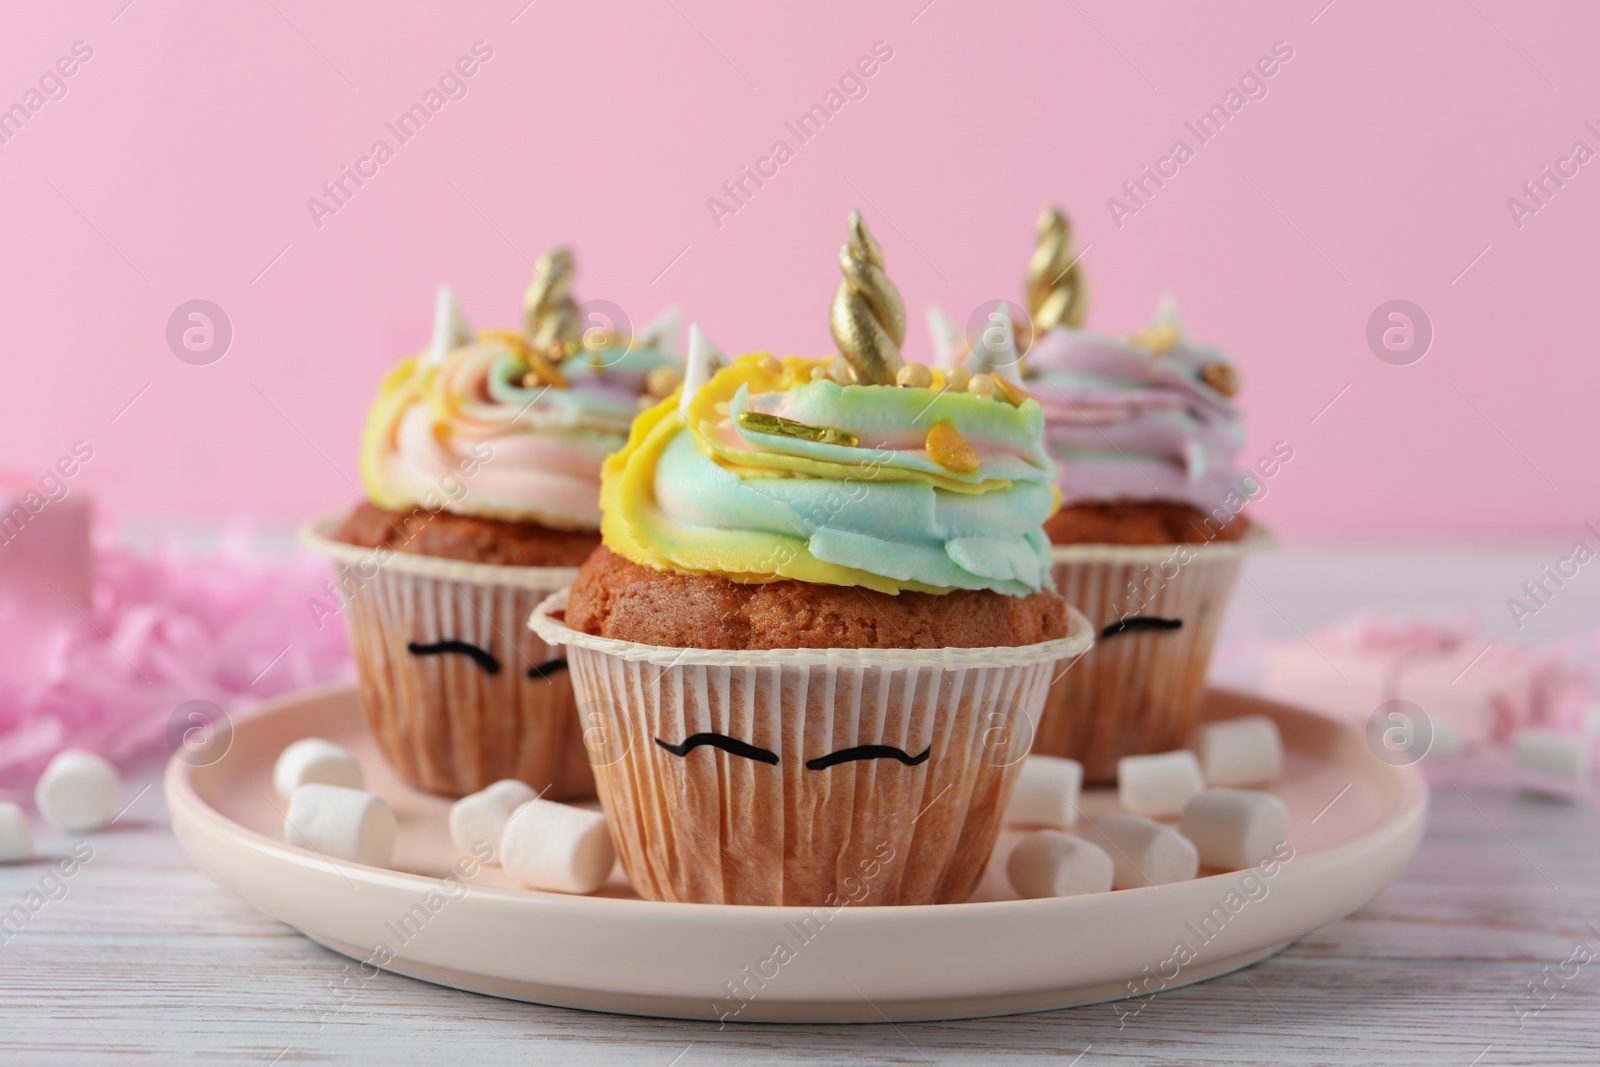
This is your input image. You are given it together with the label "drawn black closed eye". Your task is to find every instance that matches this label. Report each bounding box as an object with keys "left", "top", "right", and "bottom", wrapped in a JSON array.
[
  {"left": 527, "top": 657, "right": 568, "bottom": 680},
  {"left": 654, "top": 733, "right": 780, "bottom": 765},
  {"left": 805, "top": 745, "right": 930, "bottom": 771},
  {"left": 407, "top": 640, "right": 501, "bottom": 675},
  {"left": 1100, "top": 617, "right": 1183, "bottom": 639}
]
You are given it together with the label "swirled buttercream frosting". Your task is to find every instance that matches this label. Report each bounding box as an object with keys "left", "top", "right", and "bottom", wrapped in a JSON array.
[
  {"left": 1020, "top": 319, "right": 1247, "bottom": 514},
  {"left": 600, "top": 354, "right": 1061, "bottom": 596},
  {"left": 361, "top": 328, "right": 680, "bottom": 530}
]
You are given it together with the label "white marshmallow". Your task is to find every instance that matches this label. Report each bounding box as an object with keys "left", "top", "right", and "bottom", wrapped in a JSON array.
[
  {"left": 0, "top": 802, "right": 33, "bottom": 864},
  {"left": 500, "top": 798, "right": 615, "bottom": 895},
  {"left": 1007, "top": 830, "right": 1113, "bottom": 898},
  {"left": 1581, "top": 703, "right": 1600, "bottom": 739},
  {"left": 1179, "top": 789, "right": 1290, "bottom": 870},
  {"left": 425, "top": 285, "right": 474, "bottom": 366},
  {"left": 450, "top": 779, "right": 538, "bottom": 862},
  {"left": 1117, "top": 750, "right": 1205, "bottom": 817},
  {"left": 1194, "top": 716, "right": 1283, "bottom": 787},
  {"left": 35, "top": 750, "right": 120, "bottom": 832},
  {"left": 273, "top": 738, "right": 364, "bottom": 798},
  {"left": 1515, "top": 730, "right": 1591, "bottom": 798},
  {"left": 1004, "top": 756, "right": 1083, "bottom": 829},
  {"left": 1087, "top": 814, "right": 1199, "bottom": 889},
  {"left": 283, "top": 784, "right": 396, "bottom": 867}
]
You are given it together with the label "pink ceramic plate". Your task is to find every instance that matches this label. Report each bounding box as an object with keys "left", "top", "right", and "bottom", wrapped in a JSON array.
[{"left": 166, "top": 684, "right": 1425, "bottom": 1023}]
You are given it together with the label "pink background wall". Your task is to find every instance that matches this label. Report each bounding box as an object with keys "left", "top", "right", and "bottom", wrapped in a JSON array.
[{"left": 0, "top": 0, "right": 1593, "bottom": 540}]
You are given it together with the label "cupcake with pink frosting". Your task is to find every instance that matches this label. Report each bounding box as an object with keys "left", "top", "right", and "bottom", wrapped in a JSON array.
[
  {"left": 303, "top": 249, "right": 683, "bottom": 797},
  {"left": 934, "top": 206, "right": 1273, "bottom": 780}
]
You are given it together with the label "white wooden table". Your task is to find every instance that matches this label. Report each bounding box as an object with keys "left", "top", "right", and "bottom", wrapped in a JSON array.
[{"left": 4, "top": 546, "right": 1598, "bottom": 1065}]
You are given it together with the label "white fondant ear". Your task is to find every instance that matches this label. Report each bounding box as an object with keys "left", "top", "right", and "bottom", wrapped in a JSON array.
[
  {"left": 426, "top": 285, "right": 474, "bottom": 365},
  {"left": 925, "top": 304, "right": 965, "bottom": 368},
  {"left": 636, "top": 305, "right": 683, "bottom": 358},
  {"left": 1183, "top": 438, "right": 1206, "bottom": 483},
  {"left": 679, "top": 324, "right": 727, "bottom": 419},
  {"left": 962, "top": 302, "right": 1024, "bottom": 384},
  {"left": 1154, "top": 294, "right": 1186, "bottom": 338}
]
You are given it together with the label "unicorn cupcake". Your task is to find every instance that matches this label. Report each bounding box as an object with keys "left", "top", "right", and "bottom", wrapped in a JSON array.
[
  {"left": 932, "top": 207, "right": 1272, "bottom": 779},
  {"left": 305, "top": 250, "right": 683, "bottom": 797}
]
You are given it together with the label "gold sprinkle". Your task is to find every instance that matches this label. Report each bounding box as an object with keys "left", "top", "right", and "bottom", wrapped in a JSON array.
[
  {"left": 758, "top": 354, "right": 782, "bottom": 376},
  {"left": 946, "top": 366, "right": 972, "bottom": 393},
  {"left": 1129, "top": 322, "right": 1181, "bottom": 356},
  {"left": 519, "top": 343, "right": 569, "bottom": 389},
  {"left": 967, "top": 373, "right": 998, "bottom": 399},
  {"left": 636, "top": 395, "right": 655, "bottom": 411},
  {"left": 738, "top": 410, "right": 860, "bottom": 447},
  {"left": 1200, "top": 361, "right": 1239, "bottom": 397},
  {"left": 646, "top": 365, "right": 684, "bottom": 399},
  {"left": 809, "top": 364, "right": 829, "bottom": 382},
  {"left": 990, "top": 373, "right": 1032, "bottom": 408},
  {"left": 826, "top": 356, "right": 858, "bottom": 386},
  {"left": 895, "top": 363, "right": 933, "bottom": 388},
  {"left": 926, "top": 421, "right": 979, "bottom": 473}
]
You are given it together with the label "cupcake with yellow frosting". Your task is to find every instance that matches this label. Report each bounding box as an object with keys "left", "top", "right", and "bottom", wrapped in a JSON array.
[
  {"left": 304, "top": 250, "right": 682, "bottom": 798},
  {"left": 530, "top": 214, "right": 1093, "bottom": 906}
]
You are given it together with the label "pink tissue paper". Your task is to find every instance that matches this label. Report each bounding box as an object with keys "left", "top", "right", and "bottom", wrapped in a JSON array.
[{"left": 0, "top": 526, "right": 351, "bottom": 797}]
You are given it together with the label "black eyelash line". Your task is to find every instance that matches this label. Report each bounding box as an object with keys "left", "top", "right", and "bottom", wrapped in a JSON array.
[
  {"left": 805, "top": 745, "right": 931, "bottom": 771},
  {"left": 1100, "top": 617, "right": 1184, "bottom": 639},
  {"left": 654, "top": 733, "right": 780, "bottom": 765},
  {"left": 526, "top": 657, "right": 568, "bottom": 680},
  {"left": 406, "top": 640, "right": 502, "bottom": 675}
]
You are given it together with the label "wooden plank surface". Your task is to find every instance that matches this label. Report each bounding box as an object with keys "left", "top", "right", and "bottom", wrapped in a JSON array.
[{"left": 3, "top": 546, "right": 1598, "bottom": 1064}]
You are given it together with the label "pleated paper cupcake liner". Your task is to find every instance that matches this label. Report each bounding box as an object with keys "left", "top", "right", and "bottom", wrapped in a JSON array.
[
  {"left": 531, "top": 589, "right": 1094, "bottom": 907},
  {"left": 1036, "top": 529, "right": 1275, "bottom": 782},
  {"left": 302, "top": 515, "right": 594, "bottom": 799}
]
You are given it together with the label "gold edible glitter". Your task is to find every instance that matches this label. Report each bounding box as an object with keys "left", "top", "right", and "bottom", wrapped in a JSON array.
[
  {"left": 990, "top": 373, "right": 1032, "bottom": 408},
  {"left": 737, "top": 410, "right": 860, "bottom": 447},
  {"left": 926, "top": 421, "right": 979, "bottom": 473},
  {"left": 520, "top": 343, "right": 570, "bottom": 389},
  {"left": 1200, "top": 361, "right": 1239, "bottom": 397}
]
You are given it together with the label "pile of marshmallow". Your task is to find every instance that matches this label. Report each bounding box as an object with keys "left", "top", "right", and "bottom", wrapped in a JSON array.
[
  {"left": 0, "top": 750, "right": 126, "bottom": 863},
  {"left": 273, "top": 717, "right": 1288, "bottom": 904},
  {"left": 274, "top": 740, "right": 614, "bottom": 894},
  {"left": 1003, "top": 716, "right": 1287, "bottom": 899}
]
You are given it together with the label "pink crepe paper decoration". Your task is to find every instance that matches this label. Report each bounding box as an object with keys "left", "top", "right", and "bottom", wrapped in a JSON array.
[{"left": 0, "top": 529, "right": 351, "bottom": 798}]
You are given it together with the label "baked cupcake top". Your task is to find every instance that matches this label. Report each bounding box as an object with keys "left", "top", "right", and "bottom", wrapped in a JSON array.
[
  {"left": 601, "top": 213, "right": 1060, "bottom": 597},
  {"left": 359, "top": 249, "right": 683, "bottom": 531},
  {"left": 939, "top": 206, "right": 1247, "bottom": 516}
]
